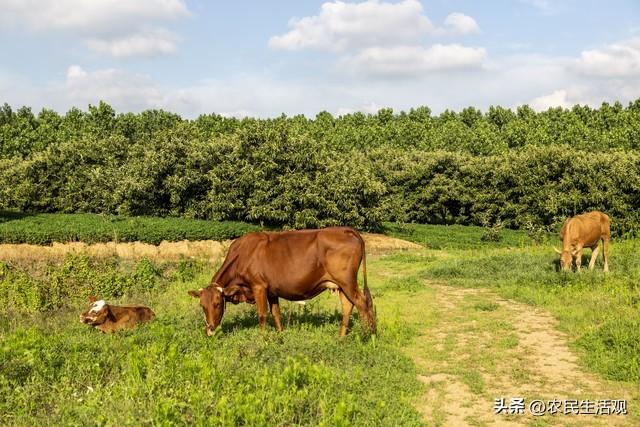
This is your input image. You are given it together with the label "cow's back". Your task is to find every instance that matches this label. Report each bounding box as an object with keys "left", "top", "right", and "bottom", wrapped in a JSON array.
[
  {"left": 562, "top": 211, "right": 610, "bottom": 247},
  {"left": 132, "top": 306, "right": 155, "bottom": 321},
  {"left": 264, "top": 225, "right": 361, "bottom": 258},
  {"left": 111, "top": 305, "right": 155, "bottom": 328},
  {"left": 239, "top": 227, "right": 364, "bottom": 298},
  {"left": 577, "top": 211, "right": 610, "bottom": 237}
]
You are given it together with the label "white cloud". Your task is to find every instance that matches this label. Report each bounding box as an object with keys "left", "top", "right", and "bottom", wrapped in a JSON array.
[
  {"left": 4, "top": 33, "right": 640, "bottom": 120},
  {"left": 529, "top": 89, "right": 571, "bottom": 111},
  {"left": 269, "top": 1, "right": 483, "bottom": 52},
  {"left": 270, "top": 1, "right": 483, "bottom": 79},
  {"left": 65, "top": 65, "right": 163, "bottom": 111},
  {"left": 162, "top": 75, "right": 321, "bottom": 118},
  {"left": 0, "top": 0, "right": 188, "bottom": 57},
  {"left": 269, "top": 0, "right": 433, "bottom": 52},
  {"left": 343, "top": 44, "right": 486, "bottom": 77},
  {"left": 440, "top": 13, "right": 480, "bottom": 35},
  {"left": 0, "top": 0, "right": 188, "bottom": 33},
  {"left": 85, "top": 29, "right": 179, "bottom": 57},
  {"left": 219, "top": 110, "right": 254, "bottom": 119},
  {"left": 335, "top": 102, "right": 382, "bottom": 116},
  {"left": 574, "top": 38, "right": 640, "bottom": 78},
  {"left": 517, "top": 0, "right": 561, "bottom": 14}
]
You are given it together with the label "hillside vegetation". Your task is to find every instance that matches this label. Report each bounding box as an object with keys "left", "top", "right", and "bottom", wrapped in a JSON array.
[{"left": 1, "top": 101, "right": 639, "bottom": 233}]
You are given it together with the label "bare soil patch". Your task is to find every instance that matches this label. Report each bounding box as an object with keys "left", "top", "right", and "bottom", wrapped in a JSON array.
[{"left": 408, "top": 284, "right": 635, "bottom": 426}]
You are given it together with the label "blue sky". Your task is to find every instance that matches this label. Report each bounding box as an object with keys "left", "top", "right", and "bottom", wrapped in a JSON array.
[{"left": 0, "top": 0, "right": 639, "bottom": 117}]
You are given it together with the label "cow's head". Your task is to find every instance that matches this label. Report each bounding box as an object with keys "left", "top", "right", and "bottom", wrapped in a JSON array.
[
  {"left": 554, "top": 247, "right": 574, "bottom": 271},
  {"left": 188, "top": 285, "right": 225, "bottom": 336},
  {"left": 80, "top": 297, "right": 110, "bottom": 325}
]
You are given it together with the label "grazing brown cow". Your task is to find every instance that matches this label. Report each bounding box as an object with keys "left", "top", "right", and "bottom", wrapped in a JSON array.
[
  {"left": 555, "top": 211, "right": 610, "bottom": 272},
  {"left": 80, "top": 296, "right": 155, "bottom": 333},
  {"left": 188, "top": 227, "right": 376, "bottom": 337}
]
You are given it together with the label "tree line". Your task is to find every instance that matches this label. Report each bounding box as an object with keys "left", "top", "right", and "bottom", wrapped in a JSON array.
[{"left": 1, "top": 100, "right": 639, "bottom": 234}]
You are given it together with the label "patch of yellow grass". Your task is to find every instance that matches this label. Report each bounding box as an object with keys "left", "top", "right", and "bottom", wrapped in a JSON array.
[
  {"left": 361, "top": 232, "right": 423, "bottom": 253},
  {"left": 0, "top": 240, "right": 232, "bottom": 264}
]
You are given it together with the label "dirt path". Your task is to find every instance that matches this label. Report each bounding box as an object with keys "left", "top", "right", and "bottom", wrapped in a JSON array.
[{"left": 404, "top": 283, "right": 635, "bottom": 426}]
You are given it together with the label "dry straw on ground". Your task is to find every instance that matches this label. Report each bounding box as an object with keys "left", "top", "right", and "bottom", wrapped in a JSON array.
[
  {"left": 0, "top": 240, "right": 231, "bottom": 264},
  {"left": 0, "top": 233, "right": 414, "bottom": 264}
]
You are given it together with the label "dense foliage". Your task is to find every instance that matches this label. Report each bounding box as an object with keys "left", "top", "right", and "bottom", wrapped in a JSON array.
[{"left": 1, "top": 100, "right": 639, "bottom": 232}]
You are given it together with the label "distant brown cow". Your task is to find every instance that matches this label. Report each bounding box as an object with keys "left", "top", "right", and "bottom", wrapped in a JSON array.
[
  {"left": 80, "top": 296, "right": 155, "bottom": 332},
  {"left": 555, "top": 211, "right": 610, "bottom": 272},
  {"left": 188, "top": 227, "right": 376, "bottom": 337}
]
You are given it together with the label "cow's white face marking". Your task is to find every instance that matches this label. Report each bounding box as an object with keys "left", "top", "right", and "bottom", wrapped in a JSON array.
[{"left": 89, "top": 300, "right": 106, "bottom": 313}]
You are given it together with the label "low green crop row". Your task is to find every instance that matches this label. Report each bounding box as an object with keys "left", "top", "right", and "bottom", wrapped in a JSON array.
[
  {"left": 382, "top": 222, "right": 550, "bottom": 249},
  {"left": 0, "top": 212, "right": 260, "bottom": 245}
]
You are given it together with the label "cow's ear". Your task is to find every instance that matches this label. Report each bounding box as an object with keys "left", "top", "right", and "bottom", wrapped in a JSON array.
[
  {"left": 223, "top": 284, "right": 243, "bottom": 297},
  {"left": 188, "top": 289, "right": 203, "bottom": 298},
  {"left": 88, "top": 295, "right": 97, "bottom": 303}
]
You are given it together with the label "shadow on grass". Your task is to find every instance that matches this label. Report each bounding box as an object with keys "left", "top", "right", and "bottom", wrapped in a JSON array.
[
  {"left": 551, "top": 252, "right": 605, "bottom": 273},
  {"left": 0, "top": 210, "right": 34, "bottom": 224},
  {"left": 221, "top": 305, "right": 346, "bottom": 333}
]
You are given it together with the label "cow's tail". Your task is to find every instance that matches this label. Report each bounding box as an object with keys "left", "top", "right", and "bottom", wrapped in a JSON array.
[{"left": 358, "top": 232, "right": 377, "bottom": 335}]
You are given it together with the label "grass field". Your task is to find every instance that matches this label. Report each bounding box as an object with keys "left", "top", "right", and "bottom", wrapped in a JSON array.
[
  {"left": 1, "top": 220, "right": 639, "bottom": 425},
  {"left": 1, "top": 262, "right": 424, "bottom": 426},
  {"left": 383, "top": 222, "right": 550, "bottom": 249}
]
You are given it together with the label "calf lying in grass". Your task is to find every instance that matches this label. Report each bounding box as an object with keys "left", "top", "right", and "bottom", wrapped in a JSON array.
[{"left": 80, "top": 296, "right": 155, "bottom": 333}]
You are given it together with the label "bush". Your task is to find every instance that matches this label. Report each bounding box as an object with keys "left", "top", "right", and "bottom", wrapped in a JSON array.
[
  {"left": 1, "top": 100, "right": 640, "bottom": 231},
  {"left": 0, "top": 255, "right": 176, "bottom": 314},
  {"left": 373, "top": 147, "right": 640, "bottom": 236}
]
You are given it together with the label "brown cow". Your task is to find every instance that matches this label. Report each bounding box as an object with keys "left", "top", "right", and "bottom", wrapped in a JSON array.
[
  {"left": 555, "top": 211, "right": 610, "bottom": 272},
  {"left": 80, "top": 296, "right": 155, "bottom": 333},
  {"left": 188, "top": 227, "right": 376, "bottom": 337}
]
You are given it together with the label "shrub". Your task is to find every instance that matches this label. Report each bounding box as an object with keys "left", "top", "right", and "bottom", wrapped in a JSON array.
[{"left": 0, "top": 255, "right": 169, "bottom": 314}]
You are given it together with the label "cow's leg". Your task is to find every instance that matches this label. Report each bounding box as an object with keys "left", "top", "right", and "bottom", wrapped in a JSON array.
[
  {"left": 574, "top": 245, "right": 584, "bottom": 271},
  {"left": 333, "top": 278, "right": 375, "bottom": 334},
  {"left": 338, "top": 291, "right": 354, "bottom": 337},
  {"left": 253, "top": 286, "right": 269, "bottom": 331},
  {"left": 603, "top": 237, "right": 610, "bottom": 273},
  {"left": 268, "top": 296, "right": 283, "bottom": 332},
  {"left": 588, "top": 245, "right": 600, "bottom": 270}
]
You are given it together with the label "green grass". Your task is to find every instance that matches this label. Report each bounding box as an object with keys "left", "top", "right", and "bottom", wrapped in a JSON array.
[
  {"left": 0, "top": 211, "right": 260, "bottom": 245},
  {"left": 2, "top": 219, "right": 639, "bottom": 425},
  {"left": 0, "top": 255, "right": 208, "bottom": 314},
  {"left": 415, "top": 241, "right": 640, "bottom": 383},
  {"left": 0, "top": 213, "right": 546, "bottom": 249},
  {"left": 0, "top": 259, "right": 424, "bottom": 426},
  {"left": 371, "top": 241, "right": 640, "bottom": 424}
]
